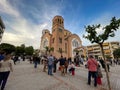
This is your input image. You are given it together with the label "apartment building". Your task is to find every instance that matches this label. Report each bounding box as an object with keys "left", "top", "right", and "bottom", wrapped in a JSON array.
[
  {"left": 86, "top": 42, "right": 120, "bottom": 59},
  {"left": 0, "top": 16, "right": 5, "bottom": 42}
]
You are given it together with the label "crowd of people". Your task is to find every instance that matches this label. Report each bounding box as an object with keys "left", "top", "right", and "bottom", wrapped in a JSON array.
[
  {"left": 40, "top": 55, "right": 75, "bottom": 76},
  {"left": 1, "top": 49, "right": 120, "bottom": 90}
]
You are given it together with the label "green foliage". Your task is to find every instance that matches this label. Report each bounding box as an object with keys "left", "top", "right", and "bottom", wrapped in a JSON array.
[
  {"left": 83, "top": 16, "right": 120, "bottom": 90},
  {"left": 15, "top": 44, "right": 34, "bottom": 56},
  {"left": 83, "top": 17, "right": 120, "bottom": 44},
  {"left": 21, "top": 44, "right": 25, "bottom": 48},
  {"left": 25, "top": 46, "right": 34, "bottom": 55},
  {"left": 48, "top": 47, "right": 54, "bottom": 53},
  {"left": 0, "top": 43, "right": 15, "bottom": 53},
  {"left": 58, "top": 48, "right": 64, "bottom": 56},
  {"left": 15, "top": 44, "right": 26, "bottom": 55},
  {"left": 0, "top": 43, "right": 34, "bottom": 56},
  {"left": 15, "top": 46, "right": 25, "bottom": 55},
  {"left": 105, "top": 55, "right": 111, "bottom": 59},
  {"left": 44, "top": 46, "right": 54, "bottom": 54},
  {"left": 44, "top": 46, "right": 49, "bottom": 51},
  {"left": 113, "top": 48, "right": 120, "bottom": 58}
]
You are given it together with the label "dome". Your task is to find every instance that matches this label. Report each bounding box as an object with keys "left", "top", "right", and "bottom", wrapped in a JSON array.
[{"left": 42, "top": 29, "right": 50, "bottom": 35}]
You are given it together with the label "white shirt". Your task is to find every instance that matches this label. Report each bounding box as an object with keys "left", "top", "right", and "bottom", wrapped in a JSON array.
[
  {"left": 0, "top": 59, "right": 14, "bottom": 72},
  {"left": 68, "top": 63, "right": 75, "bottom": 69}
]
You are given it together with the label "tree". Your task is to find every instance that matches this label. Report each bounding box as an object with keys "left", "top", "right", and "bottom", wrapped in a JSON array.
[
  {"left": 15, "top": 46, "right": 24, "bottom": 55},
  {"left": 0, "top": 43, "right": 15, "bottom": 53},
  {"left": 44, "top": 46, "right": 54, "bottom": 55},
  {"left": 58, "top": 48, "right": 64, "bottom": 56},
  {"left": 105, "top": 55, "right": 111, "bottom": 59},
  {"left": 15, "top": 44, "right": 26, "bottom": 55},
  {"left": 44, "top": 46, "right": 49, "bottom": 55},
  {"left": 21, "top": 44, "right": 25, "bottom": 49},
  {"left": 113, "top": 48, "right": 120, "bottom": 59},
  {"left": 25, "top": 46, "right": 34, "bottom": 55},
  {"left": 20, "top": 44, "right": 25, "bottom": 54},
  {"left": 48, "top": 47, "right": 54, "bottom": 54},
  {"left": 83, "top": 17, "right": 120, "bottom": 90}
]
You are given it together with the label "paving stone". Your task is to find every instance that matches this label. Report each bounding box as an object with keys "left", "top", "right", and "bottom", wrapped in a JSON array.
[{"left": 4, "top": 60, "right": 120, "bottom": 90}]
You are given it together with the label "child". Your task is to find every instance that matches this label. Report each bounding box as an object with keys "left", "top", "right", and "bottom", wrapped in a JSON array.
[
  {"left": 68, "top": 62, "right": 75, "bottom": 75},
  {"left": 97, "top": 65, "right": 103, "bottom": 85}
]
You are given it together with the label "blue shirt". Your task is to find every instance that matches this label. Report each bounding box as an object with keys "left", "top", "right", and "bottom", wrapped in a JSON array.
[
  {"left": 0, "top": 55, "right": 4, "bottom": 61},
  {"left": 48, "top": 56, "right": 54, "bottom": 65}
]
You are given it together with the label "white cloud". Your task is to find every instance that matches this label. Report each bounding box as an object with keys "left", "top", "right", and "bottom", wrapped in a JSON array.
[
  {"left": 0, "top": 0, "right": 62, "bottom": 49},
  {"left": 1, "top": 17, "right": 48, "bottom": 49},
  {"left": 0, "top": 0, "right": 20, "bottom": 17},
  {"left": 80, "top": 13, "right": 120, "bottom": 46},
  {"left": 78, "top": 32, "right": 92, "bottom": 46}
]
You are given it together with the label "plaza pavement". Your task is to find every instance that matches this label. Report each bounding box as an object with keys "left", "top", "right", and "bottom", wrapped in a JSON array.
[{"left": 5, "top": 60, "right": 120, "bottom": 90}]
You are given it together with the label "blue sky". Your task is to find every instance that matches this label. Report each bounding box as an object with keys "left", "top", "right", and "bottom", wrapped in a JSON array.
[{"left": 0, "top": 0, "right": 120, "bottom": 49}]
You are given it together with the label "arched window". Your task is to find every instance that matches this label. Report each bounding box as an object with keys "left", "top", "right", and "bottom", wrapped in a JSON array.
[
  {"left": 59, "top": 37, "right": 62, "bottom": 43},
  {"left": 71, "top": 38, "right": 81, "bottom": 58},
  {"left": 72, "top": 39, "right": 79, "bottom": 47},
  {"left": 60, "top": 19, "right": 62, "bottom": 24},
  {"left": 43, "top": 38, "right": 49, "bottom": 47}
]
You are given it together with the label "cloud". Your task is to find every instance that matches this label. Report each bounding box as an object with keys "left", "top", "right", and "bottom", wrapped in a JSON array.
[
  {"left": 0, "top": 0, "right": 20, "bottom": 17},
  {"left": 0, "top": 0, "right": 63, "bottom": 49},
  {"left": 80, "top": 13, "right": 120, "bottom": 46},
  {"left": 1, "top": 17, "right": 48, "bottom": 48}
]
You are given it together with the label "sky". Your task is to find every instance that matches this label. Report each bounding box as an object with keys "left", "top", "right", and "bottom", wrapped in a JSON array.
[{"left": 0, "top": 0, "right": 120, "bottom": 49}]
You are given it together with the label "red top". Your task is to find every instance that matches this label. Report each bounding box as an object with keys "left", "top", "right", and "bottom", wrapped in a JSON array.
[{"left": 87, "top": 58, "right": 98, "bottom": 71}]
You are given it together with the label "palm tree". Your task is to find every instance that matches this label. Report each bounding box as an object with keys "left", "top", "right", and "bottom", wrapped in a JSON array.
[
  {"left": 44, "top": 46, "right": 49, "bottom": 55},
  {"left": 48, "top": 47, "right": 54, "bottom": 54},
  {"left": 44, "top": 46, "right": 54, "bottom": 55},
  {"left": 58, "top": 48, "right": 64, "bottom": 56}
]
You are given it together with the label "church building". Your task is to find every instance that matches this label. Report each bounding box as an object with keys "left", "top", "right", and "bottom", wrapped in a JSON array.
[{"left": 40, "top": 15, "right": 82, "bottom": 59}]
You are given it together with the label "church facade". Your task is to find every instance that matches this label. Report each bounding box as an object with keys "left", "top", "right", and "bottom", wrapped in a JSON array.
[{"left": 40, "top": 15, "right": 82, "bottom": 59}]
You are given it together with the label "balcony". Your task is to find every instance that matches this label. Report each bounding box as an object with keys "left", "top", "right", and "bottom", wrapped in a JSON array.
[
  {"left": 104, "top": 50, "right": 111, "bottom": 54},
  {"left": 87, "top": 48, "right": 93, "bottom": 51},
  {"left": 102, "top": 43, "right": 109, "bottom": 46}
]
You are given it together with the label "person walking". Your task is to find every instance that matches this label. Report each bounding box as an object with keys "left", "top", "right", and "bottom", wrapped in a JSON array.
[
  {"left": 74, "top": 53, "right": 80, "bottom": 66},
  {"left": 99, "top": 58, "right": 105, "bottom": 70},
  {"left": 0, "top": 51, "right": 5, "bottom": 61},
  {"left": 87, "top": 55, "right": 98, "bottom": 87},
  {"left": 53, "top": 56, "right": 58, "bottom": 73},
  {"left": 47, "top": 55, "right": 54, "bottom": 76},
  {"left": 97, "top": 64, "right": 103, "bottom": 85},
  {"left": 59, "top": 56, "right": 65, "bottom": 76},
  {"left": 68, "top": 62, "right": 75, "bottom": 76},
  {"left": 68, "top": 57, "right": 72, "bottom": 64},
  {"left": 106, "top": 59, "right": 110, "bottom": 72},
  {"left": 0, "top": 51, "right": 14, "bottom": 90},
  {"left": 43, "top": 56, "right": 48, "bottom": 72},
  {"left": 33, "top": 55, "right": 38, "bottom": 68},
  {"left": 64, "top": 57, "right": 68, "bottom": 74}
]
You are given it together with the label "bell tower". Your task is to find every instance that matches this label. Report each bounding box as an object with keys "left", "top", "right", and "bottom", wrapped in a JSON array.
[
  {"left": 52, "top": 15, "right": 64, "bottom": 31},
  {"left": 51, "top": 15, "right": 65, "bottom": 57}
]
